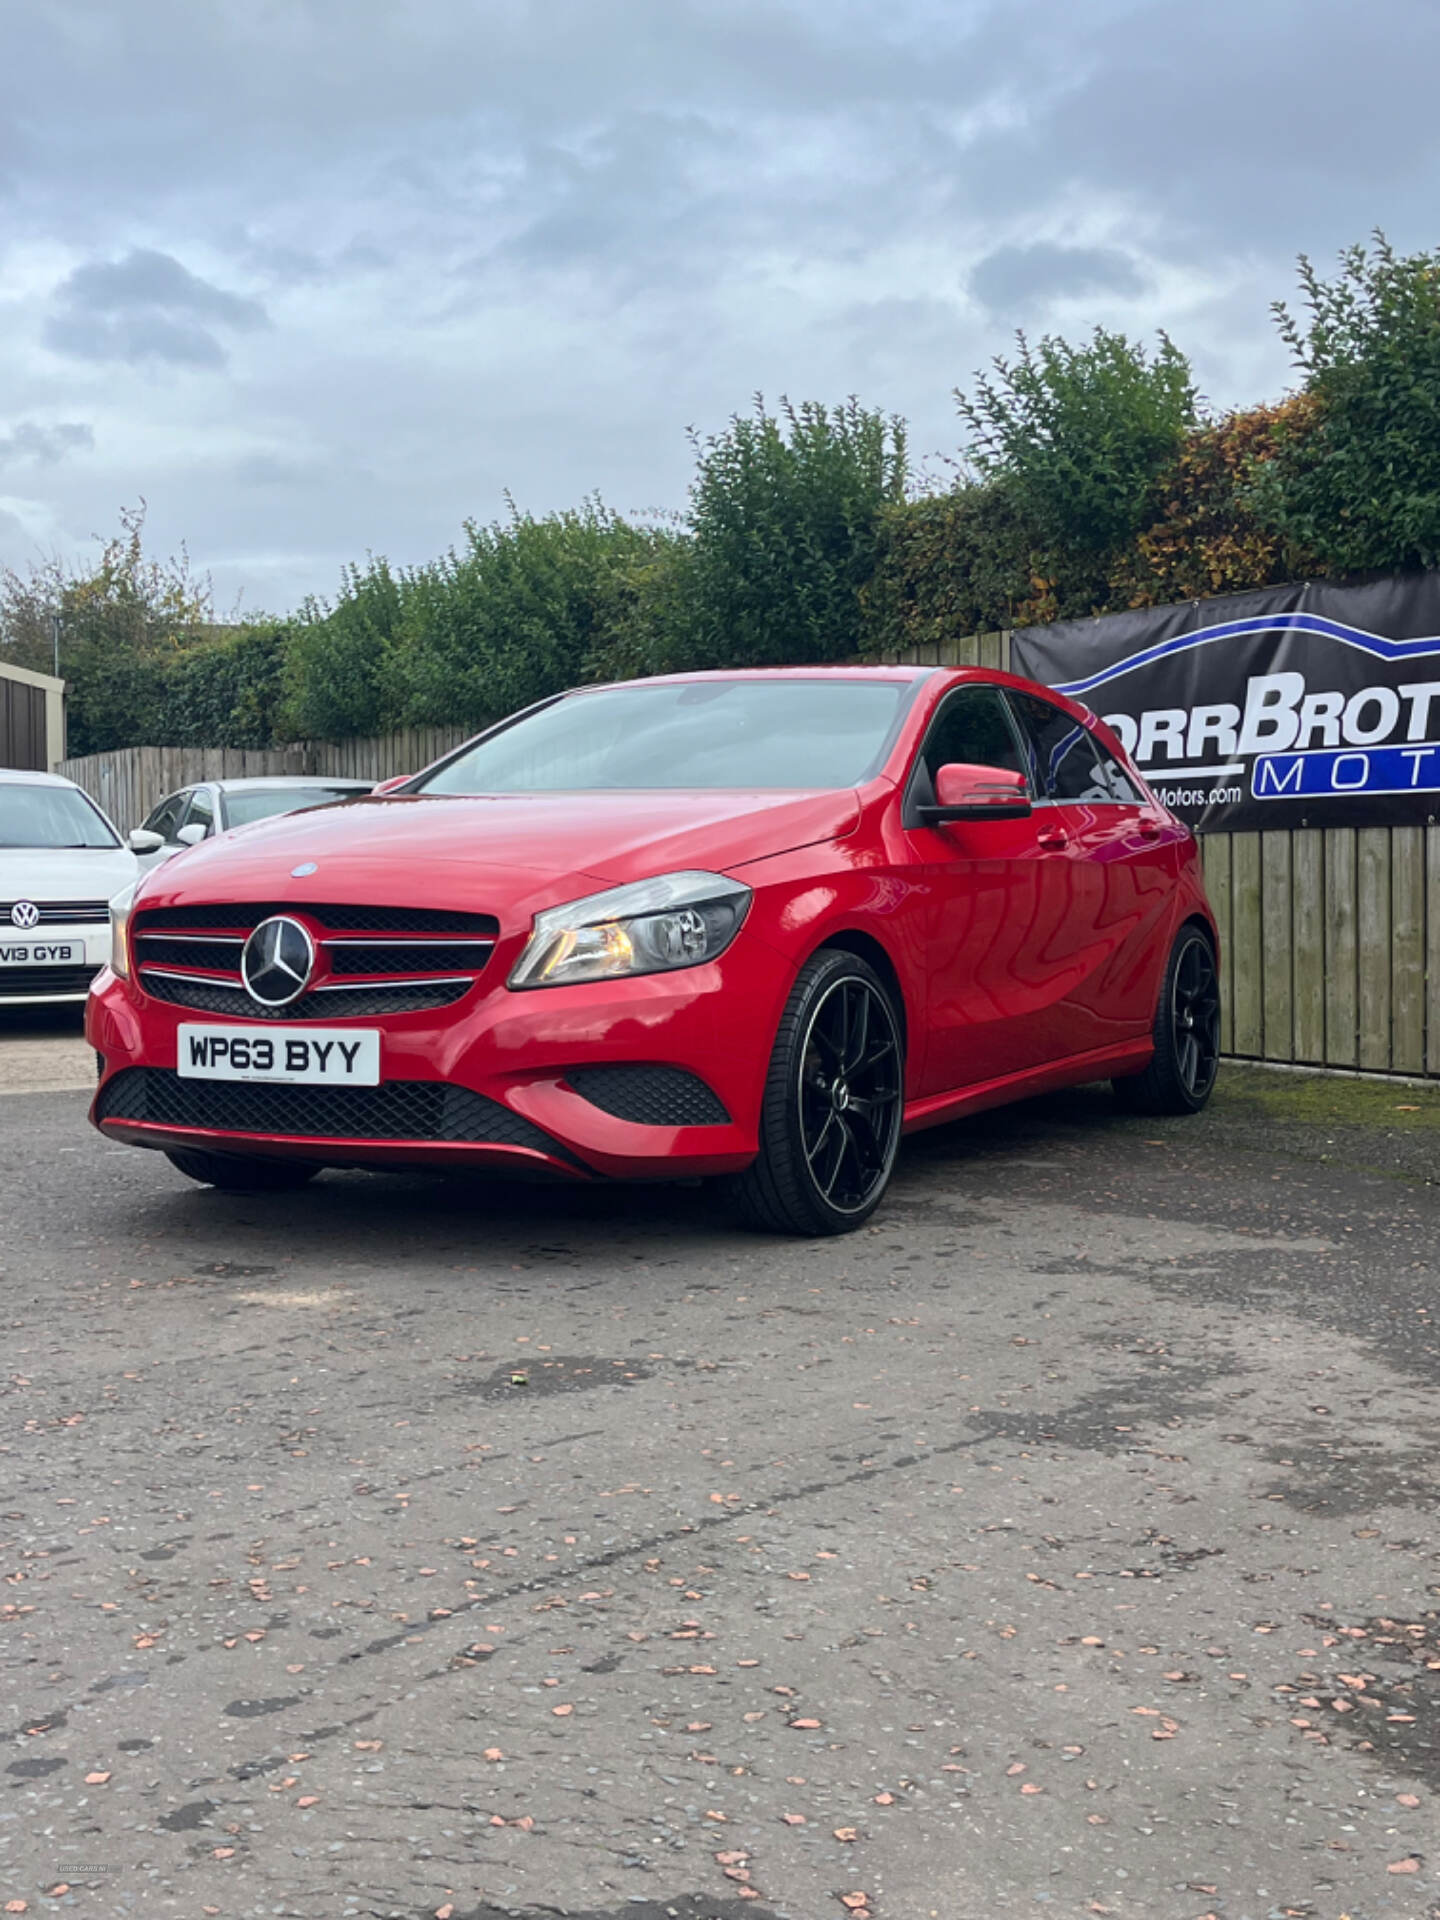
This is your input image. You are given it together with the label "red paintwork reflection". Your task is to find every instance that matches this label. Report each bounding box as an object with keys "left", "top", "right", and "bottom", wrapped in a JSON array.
[{"left": 88, "top": 665, "right": 1216, "bottom": 1179}]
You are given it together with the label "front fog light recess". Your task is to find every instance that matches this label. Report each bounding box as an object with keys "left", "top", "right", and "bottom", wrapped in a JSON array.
[{"left": 509, "top": 870, "right": 751, "bottom": 989}]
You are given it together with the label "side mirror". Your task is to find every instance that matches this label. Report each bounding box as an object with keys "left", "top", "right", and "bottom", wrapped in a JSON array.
[
  {"left": 176, "top": 822, "right": 207, "bottom": 846},
  {"left": 371, "top": 774, "right": 411, "bottom": 794},
  {"left": 128, "top": 828, "right": 165, "bottom": 853},
  {"left": 919, "top": 763, "right": 1032, "bottom": 825}
]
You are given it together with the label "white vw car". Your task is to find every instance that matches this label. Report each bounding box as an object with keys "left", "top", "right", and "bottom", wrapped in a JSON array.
[{"left": 0, "top": 771, "right": 136, "bottom": 1007}]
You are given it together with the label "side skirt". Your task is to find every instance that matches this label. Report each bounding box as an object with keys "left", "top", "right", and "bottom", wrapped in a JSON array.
[{"left": 902, "top": 1040, "right": 1155, "bottom": 1135}]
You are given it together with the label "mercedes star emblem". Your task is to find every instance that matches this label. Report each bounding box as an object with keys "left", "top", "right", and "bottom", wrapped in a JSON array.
[
  {"left": 240, "top": 915, "right": 316, "bottom": 1008},
  {"left": 10, "top": 901, "right": 39, "bottom": 931}
]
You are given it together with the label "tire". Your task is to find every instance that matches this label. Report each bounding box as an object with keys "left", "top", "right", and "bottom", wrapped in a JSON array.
[
  {"left": 165, "top": 1148, "right": 321, "bottom": 1192},
  {"left": 1113, "top": 925, "right": 1221, "bottom": 1116},
  {"left": 722, "top": 949, "right": 905, "bottom": 1235}
]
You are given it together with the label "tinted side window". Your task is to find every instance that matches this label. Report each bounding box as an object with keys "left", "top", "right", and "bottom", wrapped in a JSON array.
[
  {"left": 144, "top": 792, "right": 187, "bottom": 841},
  {"left": 1005, "top": 692, "right": 1108, "bottom": 801},
  {"left": 920, "top": 685, "right": 1024, "bottom": 784}
]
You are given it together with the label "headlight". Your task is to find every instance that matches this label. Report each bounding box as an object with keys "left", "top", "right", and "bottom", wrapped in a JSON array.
[
  {"left": 109, "top": 881, "right": 138, "bottom": 980},
  {"left": 509, "top": 871, "right": 752, "bottom": 990}
]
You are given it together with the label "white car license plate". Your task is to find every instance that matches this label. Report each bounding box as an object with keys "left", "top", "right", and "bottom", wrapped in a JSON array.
[
  {"left": 177, "top": 1025, "right": 381, "bottom": 1085},
  {"left": 0, "top": 941, "right": 80, "bottom": 966}
]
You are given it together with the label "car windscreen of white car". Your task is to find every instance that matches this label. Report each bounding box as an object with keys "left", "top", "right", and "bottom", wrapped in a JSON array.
[
  {"left": 418, "top": 678, "right": 911, "bottom": 794},
  {"left": 0, "top": 783, "right": 119, "bottom": 849},
  {"left": 223, "top": 787, "right": 364, "bottom": 828}
]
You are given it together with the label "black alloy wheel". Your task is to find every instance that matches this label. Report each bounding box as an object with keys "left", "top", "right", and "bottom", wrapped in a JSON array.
[
  {"left": 723, "top": 949, "right": 905, "bottom": 1234},
  {"left": 1114, "top": 926, "right": 1221, "bottom": 1115}
]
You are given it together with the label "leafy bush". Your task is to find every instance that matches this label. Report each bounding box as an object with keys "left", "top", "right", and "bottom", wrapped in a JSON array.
[
  {"left": 1251, "top": 234, "right": 1440, "bottom": 572},
  {"left": 0, "top": 503, "right": 218, "bottom": 755},
  {"left": 861, "top": 482, "right": 1037, "bottom": 655},
  {"left": 652, "top": 397, "right": 909, "bottom": 672},
  {"left": 279, "top": 558, "right": 407, "bottom": 742},
  {"left": 30, "top": 237, "right": 1440, "bottom": 756},
  {"left": 956, "top": 328, "right": 1198, "bottom": 555},
  {"left": 389, "top": 502, "right": 673, "bottom": 727},
  {"left": 154, "top": 623, "right": 295, "bottom": 748},
  {"left": 1107, "top": 399, "right": 1321, "bottom": 607}
]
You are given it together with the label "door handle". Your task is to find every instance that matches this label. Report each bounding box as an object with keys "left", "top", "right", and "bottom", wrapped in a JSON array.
[
  {"left": 1138, "top": 817, "right": 1163, "bottom": 841},
  {"left": 1036, "top": 824, "right": 1069, "bottom": 851}
]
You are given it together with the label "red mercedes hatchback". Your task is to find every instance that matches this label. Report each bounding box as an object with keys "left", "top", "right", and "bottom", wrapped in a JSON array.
[{"left": 87, "top": 667, "right": 1220, "bottom": 1233}]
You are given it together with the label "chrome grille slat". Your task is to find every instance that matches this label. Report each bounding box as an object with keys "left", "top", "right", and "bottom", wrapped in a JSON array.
[
  {"left": 1, "top": 899, "right": 110, "bottom": 925},
  {"left": 302, "top": 974, "right": 476, "bottom": 992},
  {"left": 135, "top": 932, "right": 244, "bottom": 945},
  {"left": 138, "top": 966, "right": 243, "bottom": 986}
]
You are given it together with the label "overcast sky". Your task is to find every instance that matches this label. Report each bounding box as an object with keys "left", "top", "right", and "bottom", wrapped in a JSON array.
[{"left": 1, "top": 0, "right": 1435, "bottom": 615}]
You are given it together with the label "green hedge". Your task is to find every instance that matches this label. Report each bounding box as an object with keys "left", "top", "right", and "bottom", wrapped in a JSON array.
[{"left": 18, "top": 234, "right": 1440, "bottom": 754}]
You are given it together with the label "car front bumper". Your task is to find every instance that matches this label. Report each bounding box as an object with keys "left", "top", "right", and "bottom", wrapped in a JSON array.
[{"left": 85, "top": 940, "right": 796, "bottom": 1180}]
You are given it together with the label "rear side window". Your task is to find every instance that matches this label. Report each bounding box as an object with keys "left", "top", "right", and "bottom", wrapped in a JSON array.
[
  {"left": 1090, "top": 747, "right": 1143, "bottom": 803},
  {"left": 1005, "top": 691, "right": 1109, "bottom": 802},
  {"left": 919, "top": 685, "right": 1025, "bottom": 783}
]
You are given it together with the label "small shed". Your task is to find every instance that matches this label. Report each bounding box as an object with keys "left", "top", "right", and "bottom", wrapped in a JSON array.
[{"left": 0, "top": 660, "right": 66, "bottom": 771}]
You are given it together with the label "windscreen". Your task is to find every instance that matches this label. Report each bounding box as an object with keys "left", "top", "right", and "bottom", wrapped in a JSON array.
[
  {"left": 0, "top": 783, "right": 118, "bottom": 849},
  {"left": 417, "top": 679, "right": 909, "bottom": 794},
  {"left": 224, "top": 787, "right": 362, "bottom": 828}
]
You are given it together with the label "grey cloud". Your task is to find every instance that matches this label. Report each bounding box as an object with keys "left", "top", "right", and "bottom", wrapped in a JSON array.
[
  {"left": 2, "top": 0, "right": 1437, "bottom": 611},
  {"left": 44, "top": 249, "right": 268, "bottom": 367},
  {"left": 0, "top": 421, "right": 94, "bottom": 467},
  {"left": 970, "top": 243, "right": 1146, "bottom": 317},
  {"left": 232, "top": 452, "right": 327, "bottom": 489},
  {"left": 962, "top": 0, "right": 1440, "bottom": 253}
]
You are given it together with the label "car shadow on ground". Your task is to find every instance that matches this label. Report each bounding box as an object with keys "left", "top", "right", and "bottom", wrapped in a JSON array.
[
  {"left": 109, "top": 1079, "right": 1138, "bottom": 1249},
  {"left": 87, "top": 1060, "right": 1440, "bottom": 1259}
]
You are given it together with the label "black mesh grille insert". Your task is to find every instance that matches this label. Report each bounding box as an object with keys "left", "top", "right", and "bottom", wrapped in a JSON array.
[
  {"left": 135, "top": 903, "right": 498, "bottom": 936},
  {"left": 0, "top": 965, "right": 99, "bottom": 997},
  {"left": 96, "top": 1068, "right": 580, "bottom": 1160},
  {"left": 138, "top": 974, "right": 472, "bottom": 1019},
  {"left": 567, "top": 1065, "right": 730, "bottom": 1126},
  {"left": 315, "top": 905, "right": 498, "bottom": 935},
  {"left": 136, "top": 903, "right": 275, "bottom": 931},
  {"left": 135, "top": 936, "right": 244, "bottom": 970},
  {"left": 325, "top": 941, "right": 493, "bottom": 976}
]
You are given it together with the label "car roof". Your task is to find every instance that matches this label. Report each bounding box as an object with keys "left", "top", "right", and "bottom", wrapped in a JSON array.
[
  {"left": 206, "top": 777, "right": 374, "bottom": 792},
  {"left": 584, "top": 665, "right": 936, "bottom": 689},
  {"left": 0, "top": 768, "right": 85, "bottom": 789}
]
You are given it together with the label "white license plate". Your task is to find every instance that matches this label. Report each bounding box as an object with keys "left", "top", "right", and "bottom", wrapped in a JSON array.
[
  {"left": 177, "top": 1024, "right": 381, "bottom": 1085},
  {"left": 0, "top": 941, "right": 79, "bottom": 966}
]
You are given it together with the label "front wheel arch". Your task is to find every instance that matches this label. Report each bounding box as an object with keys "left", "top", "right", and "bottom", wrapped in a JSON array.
[{"left": 796, "top": 926, "right": 908, "bottom": 1053}]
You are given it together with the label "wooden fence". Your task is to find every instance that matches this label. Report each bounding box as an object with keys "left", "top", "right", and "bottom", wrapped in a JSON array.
[
  {"left": 57, "top": 727, "right": 471, "bottom": 838},
  {"left": 57, "top": 633, "right": 1440, "bottom": 1080},
  {"left": 1202, "top": 827, "right": 1440, "bottom": 1077}
]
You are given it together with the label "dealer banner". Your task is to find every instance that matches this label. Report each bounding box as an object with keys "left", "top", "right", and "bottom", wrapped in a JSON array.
[{"left": 1009, "top": 573, "right": 1440, "bottom": 832}]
